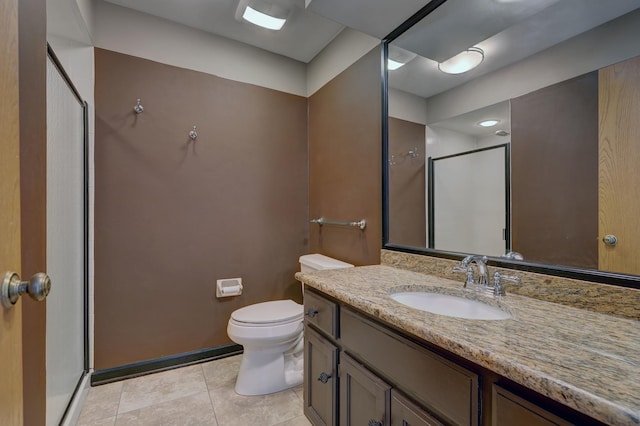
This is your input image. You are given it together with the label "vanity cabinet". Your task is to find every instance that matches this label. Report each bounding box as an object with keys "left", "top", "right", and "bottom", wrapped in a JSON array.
[
  {"left": 304, "top": 288, "right": 478, "bottom": 426},
  {"left": 340, "top": 307, "right": 479, "bottom": 426},
  {"left": 303, "top": 288, "right": 592, "bottom": 426}
]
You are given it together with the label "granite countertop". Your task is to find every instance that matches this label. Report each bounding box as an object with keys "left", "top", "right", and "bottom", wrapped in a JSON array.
[{"left": 296, "top": 265, "right": 640, "bottom": 426}]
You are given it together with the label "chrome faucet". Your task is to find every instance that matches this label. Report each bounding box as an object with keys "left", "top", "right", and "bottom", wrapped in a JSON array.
[
  {"left": 453, "top": 255, "right": 489, "bottom": 287},
  {"left": 453, "top": 255, "right": 521, "bottom": 296}
]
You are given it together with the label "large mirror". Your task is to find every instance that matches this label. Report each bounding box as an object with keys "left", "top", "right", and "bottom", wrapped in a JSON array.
[{"left": 384, "top": 0, "right": 640, "bottom": 287}]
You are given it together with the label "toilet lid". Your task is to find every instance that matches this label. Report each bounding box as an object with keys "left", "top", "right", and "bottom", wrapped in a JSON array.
[{"left": 231, "top": 300, "right": 303, "bottom": 324}]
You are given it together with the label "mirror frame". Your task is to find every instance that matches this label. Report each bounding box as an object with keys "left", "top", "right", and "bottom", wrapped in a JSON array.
[{"left": 381, "top": 0, "right": 640, "bottom": 290}]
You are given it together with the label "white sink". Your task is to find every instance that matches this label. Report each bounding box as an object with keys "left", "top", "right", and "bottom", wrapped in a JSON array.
[{"left": 389, "top": 292, "right": 511, "bottom": 320}]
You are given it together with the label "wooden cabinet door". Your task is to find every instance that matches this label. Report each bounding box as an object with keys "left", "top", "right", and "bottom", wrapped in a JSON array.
[
  {"left": 391, "top": 390, "right": 443, "bottom": 426},
  {"left": 304, "top": 326, "right": 338, "bottom": 426},
  {"left": 339, "top": 353, "right": 391, "bottom": 426},
  {"left": 492, "top": 385, "right": 573, "bottom": 426}
]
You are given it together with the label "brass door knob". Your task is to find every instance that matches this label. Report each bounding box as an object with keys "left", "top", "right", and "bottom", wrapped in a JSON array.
[{"left": 1, "top": 271, "right": 51, "bottom": 309}]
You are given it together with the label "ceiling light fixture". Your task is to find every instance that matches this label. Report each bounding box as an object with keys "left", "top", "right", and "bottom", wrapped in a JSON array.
[
  {"left": 242, "top": 5, "right": 286, "bottom": 30},
  {"left": 387, "top": 46, "right": 417, "bottom": 72},
  {"left": 479, "top": 119, "right": 499, "bottom": 127},
  {"left": 438, "top": 47, "right": 484, "bottom": 75},
  {"left": 388, "top": 59, "right": 405, "bottom": 71}
]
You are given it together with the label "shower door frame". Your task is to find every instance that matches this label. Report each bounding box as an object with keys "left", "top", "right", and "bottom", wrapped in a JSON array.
[
  {"left": 427, "top": 143, "right": 511, "bottom": 255},
  {"left": 46, "top": 43, "right": 90, "bottom": 423}
]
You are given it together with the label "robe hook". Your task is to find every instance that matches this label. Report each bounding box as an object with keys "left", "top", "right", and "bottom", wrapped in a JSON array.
[
  {"left": 133, "top": 98, "right": 144, "bottom": 114},
  {"left": 189, "top": 125, "right": 198, "bottom": 140}
]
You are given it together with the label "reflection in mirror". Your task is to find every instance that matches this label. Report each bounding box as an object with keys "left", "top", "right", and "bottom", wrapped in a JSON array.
[{"left": 385, "top": 0, "right": 640, "bottom": 280}]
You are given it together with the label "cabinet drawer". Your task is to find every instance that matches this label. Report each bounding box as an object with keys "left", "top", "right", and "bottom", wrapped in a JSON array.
[
  {"left": 304, "top": 290, "right": 338, "bottom": 339},
  {"left": 492, "top": 385, "right": 573, "bottom": 426},
  {"left": 341, "top": 308, "right": 479, "bottom": 426}
]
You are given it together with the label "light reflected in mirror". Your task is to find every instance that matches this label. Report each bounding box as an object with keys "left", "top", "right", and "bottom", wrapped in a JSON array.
[{"left": 385, "top": 0, "right": 640, "bottom": 279}]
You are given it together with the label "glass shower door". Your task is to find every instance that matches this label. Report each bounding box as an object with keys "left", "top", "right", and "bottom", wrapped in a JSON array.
[{"left": 46, "top": 53, "right": 87, "bottom": 426}]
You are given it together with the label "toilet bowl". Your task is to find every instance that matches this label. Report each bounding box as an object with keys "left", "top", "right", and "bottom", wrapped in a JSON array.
[{"left": 227, "top": 254, "right": 353, "bottom": 396}]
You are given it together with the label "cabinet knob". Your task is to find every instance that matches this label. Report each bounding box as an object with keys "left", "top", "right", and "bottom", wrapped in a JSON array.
[
  {"left": 368, "top": 420, "right": 383, "bottom": 426},
  {"left": 603, "top": 234, "right": 618, "bottom": 246},
  {"left": 305, "top": 309, "right": 318, "bottom": 318},
  {"left": 317, "top": 372, "right": 332, "bottom": 383}
]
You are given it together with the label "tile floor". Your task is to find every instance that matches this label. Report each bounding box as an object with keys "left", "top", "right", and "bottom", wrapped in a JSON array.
[{"left": 76, "top": 355, "right": 311, "bottom": 426}]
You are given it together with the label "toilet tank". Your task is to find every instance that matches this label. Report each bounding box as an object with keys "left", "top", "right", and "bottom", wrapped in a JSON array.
[{"left": 299, "top": 254, "right": 354, "bottom": 273}]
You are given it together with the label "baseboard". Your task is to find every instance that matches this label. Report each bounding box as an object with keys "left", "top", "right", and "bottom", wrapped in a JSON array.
[{"left": 91, "top": 343, "right": 243, "bottom": 386}]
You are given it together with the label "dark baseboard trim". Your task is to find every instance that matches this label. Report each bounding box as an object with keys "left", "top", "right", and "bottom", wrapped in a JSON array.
[{"left": 91, "top": 343, "right": 243, "bottom": 386}]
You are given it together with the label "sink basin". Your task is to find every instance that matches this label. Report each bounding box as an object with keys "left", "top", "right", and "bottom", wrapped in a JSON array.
[{"left": 389, "top": 292, "right": 511, "bottom": 320}]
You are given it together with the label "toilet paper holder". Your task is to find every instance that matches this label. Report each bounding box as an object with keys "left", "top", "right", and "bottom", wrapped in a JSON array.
[{"left": 216, "top": 278, "right": 243, "bottom": 298}]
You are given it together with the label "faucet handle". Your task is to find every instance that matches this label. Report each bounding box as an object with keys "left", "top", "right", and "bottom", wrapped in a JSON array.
[
  {"left": 453, "top": 265, "right": 475, "bottom": 287},
  {"left": 492, "top": 271, "right": 521, "bottom": 296}
]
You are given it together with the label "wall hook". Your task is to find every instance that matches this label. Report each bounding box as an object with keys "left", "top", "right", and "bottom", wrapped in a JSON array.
[
  {"left": 189, "top": 125, "right": 198, "bottom": 141},
  {"left": 133, "top": 98, "right": 144, "bottom": 114}
]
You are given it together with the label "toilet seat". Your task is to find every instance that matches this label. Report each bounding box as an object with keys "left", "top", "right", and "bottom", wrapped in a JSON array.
[{"left": 231, "top": 300, "right": 303, "bottom": 327}]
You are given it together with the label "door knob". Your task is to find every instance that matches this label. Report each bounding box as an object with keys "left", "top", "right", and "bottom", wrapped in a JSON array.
[
  {"left": 1, "top": 271, "right": 51, "bottom": 309},
  {"left": 603, "top": 235, "right": 618, "bottom": 246}
]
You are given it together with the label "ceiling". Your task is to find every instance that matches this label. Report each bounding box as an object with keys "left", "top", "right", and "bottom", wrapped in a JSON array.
[
  {"left": 100, "top": 0, "right": 433, "bottom": 63},
  {"left": 429, "top": 101, "right": 511, "bottom": 138},
  {"left": 389, "top": 0, "right": 640, "bottom": 99}
]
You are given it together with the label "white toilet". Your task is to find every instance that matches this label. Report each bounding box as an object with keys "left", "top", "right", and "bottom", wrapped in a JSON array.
[{"left": 227, "top": 254, "right": 353, "bottom": 396}]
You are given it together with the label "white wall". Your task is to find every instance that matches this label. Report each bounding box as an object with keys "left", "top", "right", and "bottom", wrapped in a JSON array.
[
  {"left": 426, "top": 126, "right": 476, "bottom": 159},
  {"left": 389, "top": 88, "right": 427, "bottom": 125},
  {"left": 306, "top": 28, "right": 379, "bottom": 96}
]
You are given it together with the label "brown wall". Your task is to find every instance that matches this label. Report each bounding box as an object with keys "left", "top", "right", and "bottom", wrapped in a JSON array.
[
  {"left": 388, "top": 117, "right": 426, "bottom": 247},
  {"left": 511, "top": 72, "right": 598, "bottom": 269},
  {"left": 19, "top": 0, "right": 47, "bottom": 422},
  {"left": 308, "top": 47, "right": 382, "bottom": 266},
  {"left": 94, "top": 49, "right": 309, "bottom": 369}
]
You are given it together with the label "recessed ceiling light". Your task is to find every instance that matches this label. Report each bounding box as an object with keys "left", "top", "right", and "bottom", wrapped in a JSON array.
[
  {"left": 479, "top": 119, "right": 499, "bottom": 127},
  {"left": 438, "top": 47, "right": 484, "bottom": 75},
  {"left": 242, "top": 5, "right": 286, "bottom": 30}
]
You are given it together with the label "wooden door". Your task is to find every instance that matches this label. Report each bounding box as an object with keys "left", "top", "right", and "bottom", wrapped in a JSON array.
[
  {"left": 599, "top": 55, "right": 640, "bottom": 274},
  {"left": 0, "top": 0, "right": 25, "bottom": 423}
]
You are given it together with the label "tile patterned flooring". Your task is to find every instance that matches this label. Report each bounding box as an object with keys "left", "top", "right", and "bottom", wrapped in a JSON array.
[{"left": 77, "top": 355, "right": 311, "bottom": 426}]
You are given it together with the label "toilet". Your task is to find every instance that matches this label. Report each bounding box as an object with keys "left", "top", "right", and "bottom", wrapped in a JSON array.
[{"left": 227, "top": 254, "right": 353, "bottom": 396}]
